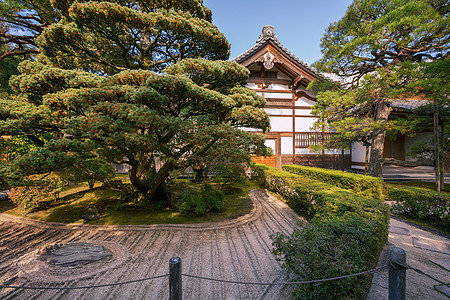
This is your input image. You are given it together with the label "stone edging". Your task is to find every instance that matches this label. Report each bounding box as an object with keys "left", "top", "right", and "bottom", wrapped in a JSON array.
[{"left": 0, "top": 189, "right": 266, "bottom": 232}]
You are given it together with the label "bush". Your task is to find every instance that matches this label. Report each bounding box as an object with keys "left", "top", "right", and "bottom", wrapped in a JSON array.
[
  {"left": 178, "top": 184, "right": 224, "bottom": 215},
  {"left": 282, "top": 165, "right": 385, "bottom": 200},
  {"left": 272, "top": 216, "right": 372, "bottom": 299},
  {"left": 251, "top": 164, "right": 389, "bottom": 299},
  {"left": 61, "top": 158, "right": 115, "bottom": 189},
  {"left": 213, "top": 163, "right": 246, "bottom": 190},
  {"left": 9, "top": 177, "right": 66, "bottom": 211},
  {"left": 389, "top": 186, "right": 450, "bottom": 227}
]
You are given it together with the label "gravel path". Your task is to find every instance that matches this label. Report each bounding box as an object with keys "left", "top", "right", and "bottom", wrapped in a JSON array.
[{"left": 0, "top": 189, "right": 301, "bottom": 300}]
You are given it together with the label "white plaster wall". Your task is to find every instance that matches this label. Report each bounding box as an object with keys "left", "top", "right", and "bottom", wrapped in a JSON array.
[
  {"left": 264, "top": 92, "right": 292, "bottom": 99},
  {"left": 265, "top": 108, "right": 292, "bottom": 115},
  {"left": 295, "top": 109, "right": 313, "bottom": 116},
  {"left": 295, "top": 97, "right": 316, "bottom": 106},
  {"left": 281, "top": 137, "right": 293, "bottom": 155},
  {"left": 351, "top": 142, "right": 368, "bottom": 163},
  {"left": 295, "top": 118, "right": 316, "bottom": 132},
  {"left": 265, "top": 139, "right": 276, "bottom": 154},
  {"left": 246, "top": 82, "right": 259, "bottom": 89},
  {"left": 269, "top": 117, "right": 292, "bottom": 132},
  {"left": 240, "top": 127, "right": 263, "bottom": 132},
  {"left": 352, "top": 165, "right": 365, "bottom": 170},
  {"left": 266, "top": 84, "right": 291, "bottom": 91},
  {"left": 295, "top": 148, "right": 321, "bottom": 154}
]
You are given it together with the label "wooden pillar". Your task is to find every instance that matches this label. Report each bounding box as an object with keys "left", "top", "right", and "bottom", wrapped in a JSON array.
[
  {"left": 276, "top": 134, "right": 282, "bottom": 169},
  {"left": 292, "top": 91, "right": 296, "bottom": 165},
  {"left": 389, "top": 247, "right": 406, "bottom": 300}
]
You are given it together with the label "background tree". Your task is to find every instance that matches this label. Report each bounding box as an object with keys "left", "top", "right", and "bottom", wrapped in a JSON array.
[
  {"left": 405, "top": 59, "right": 450, "bottom": 190},
  {"left": 0, "top": 0, "right": 270, "bottom": 202},
  {"left": 0, "top": 0, "right": 58, "bottom": 61},
  {"left": 313, "top": 0, "right": 449, "bottom": 178}
]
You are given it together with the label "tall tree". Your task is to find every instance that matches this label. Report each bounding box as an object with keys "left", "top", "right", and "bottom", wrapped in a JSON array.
[
  {"left": 406, "top": 59, "right": 450, "bottom": 191},
  {"left": 0, "top": 0, "right": 59, "bottom": 61},
  {"left": 313, "top": 0, "right": 449, "bottom": 177},
  {"left": 0, "top": 0, "right": 270, "bottom": 201}
]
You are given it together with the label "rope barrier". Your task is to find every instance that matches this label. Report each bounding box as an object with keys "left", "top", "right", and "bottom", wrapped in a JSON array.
[
  {"left": 1, "top": 261, "right": 447, "bottom": 291},
  {"left": 182, "top": 265, "right": 390, "bottom": 286},
  {"left": 390, "top": 261, "right": 449, "bottom": 287},
  {"left": 0, "top": 274, "right": 169, "bottom": 290},
  {"left": 407, "top": 265, "right": 450, "bottom": 287}
]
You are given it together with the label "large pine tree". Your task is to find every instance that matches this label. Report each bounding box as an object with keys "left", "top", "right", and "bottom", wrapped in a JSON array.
[
  {"left": 312, "top": 0, "right": 449, "bottom": 177},
  {"left": 0, "top": 0, "right": 270, "bottom": 200}
]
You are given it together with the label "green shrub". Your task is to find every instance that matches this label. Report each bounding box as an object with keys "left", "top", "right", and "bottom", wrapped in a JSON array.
[
  {"left": 9, "top": 177, "right": 67, "bottom": 211},
  {"left": 272, "top": 216, "right": 373, "bottom": 299},
  {"left": 389, "top": 186, "right": 450, "bottom": 227},
  {"left": 178, "top": 184, "right": 224, "bottom": 215},
  {"left": 62, "top": 158, "right": 115, "bottom": 189},
  {"left": 251, "top": 164, "right": 389, "bottom": 299},
  {"left": 213, "top": 163, "right": 246, "bottom": 190},
  {"left": 282, "top": 165, "right": 384, "bottom": 200}
]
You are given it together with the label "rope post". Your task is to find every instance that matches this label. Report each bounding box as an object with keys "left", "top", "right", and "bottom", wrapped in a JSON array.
[
  {"left": 389, "top": 247, "right": 406, "bottom": 300},
  {"left": 169, "top": 257, "right": 182, "bottom": 300}
]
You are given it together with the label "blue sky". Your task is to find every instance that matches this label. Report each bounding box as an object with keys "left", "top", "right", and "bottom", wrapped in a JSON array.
[{"left": 203, "top": 0, "right": 354, "bottom": 66}]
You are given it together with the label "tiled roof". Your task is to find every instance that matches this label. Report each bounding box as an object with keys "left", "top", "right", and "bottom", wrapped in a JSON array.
[
  {"left": 231, "top": 25, "right": 320, "bottom": 77},
  {"left": 391, "top": 99, "right": 430, "bottom": 110}
]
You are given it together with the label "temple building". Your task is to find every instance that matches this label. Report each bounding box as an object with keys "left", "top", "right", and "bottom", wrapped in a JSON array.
[
  {"left": 232, "top": 25, "right": 350, "bottom": 169},
  {"left": 233, "top": 25, "right": 440, "bottom": 172}
]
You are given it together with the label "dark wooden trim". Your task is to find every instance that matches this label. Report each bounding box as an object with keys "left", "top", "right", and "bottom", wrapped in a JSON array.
[
  {"left": 265, "top": 98, "right": 292, "bottom": 102},
  {"left": 265, "top": 105, "right": 313, "bottom": 109},
  {"left": 264, "top": 132, "right": 294, "bottom": 137},
  {"left": 248, "top": 78, "right": 293, "bottom": 85},
  {"left": 295, "top": 91, "right": 317, "bottom": 102},
  {"left": 351, "top": 161, "right": 366, "bottom": 166},
  {"left": 255, "top": 89, "right": 294, "bottom": 93},
  {"left": 268, "top": 114, "right": 315, "bottom": 118}
]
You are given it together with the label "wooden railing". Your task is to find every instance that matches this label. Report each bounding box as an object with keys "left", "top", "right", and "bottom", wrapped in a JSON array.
[{"left": 294, "top": 132, "right": 334, "bottom": 148}]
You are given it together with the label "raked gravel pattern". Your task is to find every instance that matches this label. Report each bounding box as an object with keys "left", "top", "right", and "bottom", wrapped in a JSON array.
[{"left": 0, "top": 189, "right": 301, "bottom": 300}]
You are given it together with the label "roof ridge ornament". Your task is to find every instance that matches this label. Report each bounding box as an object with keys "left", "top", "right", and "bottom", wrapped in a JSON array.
[{"left": 257, "top": 25, "right": 278, "bottom": 43}]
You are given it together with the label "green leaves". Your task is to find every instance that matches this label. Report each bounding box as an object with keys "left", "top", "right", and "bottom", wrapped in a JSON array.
[{"left": 37, "top": 1, "right": 230, "bottom": 73}]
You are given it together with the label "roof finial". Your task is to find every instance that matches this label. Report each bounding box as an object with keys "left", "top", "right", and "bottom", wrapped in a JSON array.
[{"left": 257, "top": 25, "right": 277, "bottom": 43}]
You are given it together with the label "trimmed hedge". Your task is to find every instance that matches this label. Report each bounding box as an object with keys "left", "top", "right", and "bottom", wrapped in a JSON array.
[
  {"left": 251, "top": 164, "right": 389, "bottom": 299},
  {"left": 282, "top": 165, "right": 385, "bottom": 200},
  {"left": 389, "top": 186, "right": 450, "bottom": 227}
]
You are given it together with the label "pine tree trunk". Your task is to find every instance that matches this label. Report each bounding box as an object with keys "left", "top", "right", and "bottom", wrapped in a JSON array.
[
  {"left": 368, "top": 101, "right": 392, "bottom": 178},
  {"left": 434, "top": 100, "right": 441, "bottom": 192},
  {"left": 440, "top": 120, "right": 445, "bottom": 190}
]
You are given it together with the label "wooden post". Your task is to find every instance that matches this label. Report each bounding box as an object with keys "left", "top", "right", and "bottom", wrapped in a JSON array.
[
  {"left": 389, "top": 247, "right": 406, "bottom": 300},
  {"left": 169, "top": 257, "right": 182, "bottom": 300}
]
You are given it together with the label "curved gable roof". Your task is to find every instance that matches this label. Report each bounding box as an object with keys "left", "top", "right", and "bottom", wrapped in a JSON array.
[{"left": 232, "top": 25, "right": 322, "bottom": 85}]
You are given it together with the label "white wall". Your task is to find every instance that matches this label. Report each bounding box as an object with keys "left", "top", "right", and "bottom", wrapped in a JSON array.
[
  {"left": 295, "top": 118, "right": 316, "bottom": 132},
  {"left": 294, "top": 96, "right": 316, "bottom": 107},
  {"left": 295, "top": 109, "right": 313, "bottom": 115},
  {"left": 264, "top": 92, "right": 292, "bottom": 99},
  {"left": 352, "top": 142, "right": 368, "bottom": 163},
  {"left": 265, "top": 108, "right": 292, "bottom": 115},
  {"left": 281, "top": 137, "right": 293, "bottom": 155},
  {"left": 270, "top": 116, "right": 292, "bottom": 132}
]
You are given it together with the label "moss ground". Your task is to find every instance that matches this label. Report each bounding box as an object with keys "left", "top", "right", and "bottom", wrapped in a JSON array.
[{"left": 0, "top": 179, "right": 260, "bottom": 225}]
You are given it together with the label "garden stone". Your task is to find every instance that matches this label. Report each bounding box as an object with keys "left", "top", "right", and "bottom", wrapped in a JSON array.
[
  {"left": 81, "top": 205, "right": 101, "bottom": 220},
  {"left": 38, "top": 242, "right": 112, "bottom": 267}
]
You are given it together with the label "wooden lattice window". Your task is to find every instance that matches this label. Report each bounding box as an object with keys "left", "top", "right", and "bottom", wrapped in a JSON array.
[{"left": 295, "top": 132, "right": 333, "bottom": 148}]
